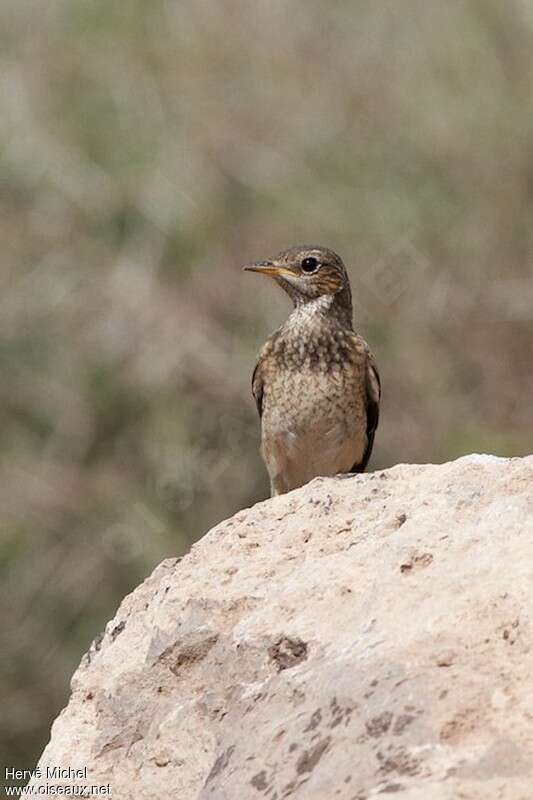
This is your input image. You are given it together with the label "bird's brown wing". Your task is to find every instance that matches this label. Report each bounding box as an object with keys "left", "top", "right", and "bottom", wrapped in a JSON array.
[
  {"left": 352, "top": 350, "right": 381, "bottom": 473},
  {"left": 251, "top": 357, "right": 265, "bottom": 417},
  {"left": 252, "top": 333, "right": 280, "bottom": 417}
]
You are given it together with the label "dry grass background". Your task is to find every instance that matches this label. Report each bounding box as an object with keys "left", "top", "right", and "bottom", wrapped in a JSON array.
[{"left": 1, "top": 0, "right": 533, "bottom": 774}]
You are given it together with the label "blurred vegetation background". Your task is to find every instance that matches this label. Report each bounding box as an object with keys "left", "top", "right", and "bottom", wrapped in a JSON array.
[{"left": 1, "top": 0, "right": 533, "bottom": 775}]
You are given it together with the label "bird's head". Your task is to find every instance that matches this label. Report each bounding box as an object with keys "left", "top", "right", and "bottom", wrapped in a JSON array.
[{"left": 243, "top": 245, "right": 353, "bottom": 322}]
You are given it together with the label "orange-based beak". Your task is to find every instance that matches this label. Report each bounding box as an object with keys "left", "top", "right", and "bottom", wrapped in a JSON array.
[{"left": 242, "top": 260, "right": 297, "bottom": 280}]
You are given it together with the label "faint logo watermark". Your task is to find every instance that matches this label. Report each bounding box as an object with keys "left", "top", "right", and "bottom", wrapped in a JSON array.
[{"left": 361, "top": 235, "right": 430, "bottom": 306}]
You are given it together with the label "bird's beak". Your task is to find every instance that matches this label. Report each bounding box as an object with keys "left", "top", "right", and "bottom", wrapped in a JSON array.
[{"left": 242, "top": 260, "right": 297, "bottom": 280}]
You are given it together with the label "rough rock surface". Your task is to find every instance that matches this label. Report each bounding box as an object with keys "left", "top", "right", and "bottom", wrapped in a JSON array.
[{"left": 32, "top": 455, "right": 533, "bottom": 799}]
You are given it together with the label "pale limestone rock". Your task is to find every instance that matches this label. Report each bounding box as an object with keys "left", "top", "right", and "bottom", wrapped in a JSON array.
[{"left": 31, "top": 455, "right": 533, "bottom": 799}]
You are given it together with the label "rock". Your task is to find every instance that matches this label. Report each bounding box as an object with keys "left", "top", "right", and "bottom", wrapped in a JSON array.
[{"left": 30, "top": 455, "right": 533, "bottom": 799}]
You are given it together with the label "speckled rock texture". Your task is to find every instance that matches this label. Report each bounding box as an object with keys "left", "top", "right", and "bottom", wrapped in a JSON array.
[{"left": 32, "top": 455, "right": 533, "bottom": 799}]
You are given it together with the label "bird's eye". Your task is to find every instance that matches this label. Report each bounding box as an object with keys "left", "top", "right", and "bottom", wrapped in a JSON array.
[{"left": 301, "top": 256, "right": 319, "bottom": 273}]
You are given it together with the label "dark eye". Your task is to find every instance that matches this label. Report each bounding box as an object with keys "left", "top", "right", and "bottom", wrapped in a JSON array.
[{"left": 301, "top": 256, "right": 319, "bottom": 273}]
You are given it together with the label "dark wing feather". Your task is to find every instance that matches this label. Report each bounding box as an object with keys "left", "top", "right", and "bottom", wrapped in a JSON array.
[
  {"left": 252, "top": 334, "right": 280, "bottom": 418},
  {"left": 352, "top": 352, "right": 381, "bottom": 473},
  {"left": 251, "top": 358, "right": 265, "bottom": 418}
]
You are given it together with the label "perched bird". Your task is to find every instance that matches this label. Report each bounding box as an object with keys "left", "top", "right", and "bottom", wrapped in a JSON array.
[{"left": 243, "top": 245, "right": 381, "bottom": 497}]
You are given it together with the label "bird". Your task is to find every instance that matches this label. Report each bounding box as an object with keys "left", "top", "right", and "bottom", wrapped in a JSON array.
[{"left": 243, "top": 245, "right": 381, "bottom": 497}]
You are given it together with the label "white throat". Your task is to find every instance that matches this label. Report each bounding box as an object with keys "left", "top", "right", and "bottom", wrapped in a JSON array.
[
  {"left": 293, "top": 294, "right": 334, "bottom": 317},
  {"left": 288, "top": 293, "right": 353, "bottom": 331}
]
